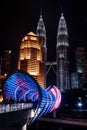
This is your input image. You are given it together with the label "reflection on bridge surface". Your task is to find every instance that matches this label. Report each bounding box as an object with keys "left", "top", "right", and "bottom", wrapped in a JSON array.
[
  {"left": 38, "top": 116, "right": 87, "bottom": 127},
  {"left": 31, "top": 116, "right": 87, "bottom": 130}
]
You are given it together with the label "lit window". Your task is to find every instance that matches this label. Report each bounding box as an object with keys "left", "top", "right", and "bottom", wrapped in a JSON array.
[{"left": 24, "top": 36, "right": 28, "bottom": 40}]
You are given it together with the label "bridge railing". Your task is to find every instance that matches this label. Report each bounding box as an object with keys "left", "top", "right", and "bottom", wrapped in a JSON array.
[{"left": 0, "top": 103, "right": 33, "bottom": 113}]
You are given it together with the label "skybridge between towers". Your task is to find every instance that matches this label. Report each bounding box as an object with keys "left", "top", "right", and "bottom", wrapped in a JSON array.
[{"left": 46, "top": 61, "right": 57, "bottom": 76}]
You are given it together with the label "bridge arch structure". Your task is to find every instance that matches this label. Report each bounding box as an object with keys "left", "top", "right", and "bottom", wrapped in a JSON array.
[{"left": 0, "top": 70, "right": 61, "bottom": 129}]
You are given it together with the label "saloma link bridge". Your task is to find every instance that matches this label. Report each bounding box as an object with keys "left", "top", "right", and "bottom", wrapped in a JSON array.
[
  {"left": 0, "top": 70, "right": 61, "bottom": 130},
  {"left": 0, "top": 103, "right": 32, "bottom": 113}
]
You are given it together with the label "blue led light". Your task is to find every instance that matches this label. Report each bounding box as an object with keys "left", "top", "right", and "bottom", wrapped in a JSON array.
[{"left": 3, "top": 70, "right": 61, "bottom": 123}]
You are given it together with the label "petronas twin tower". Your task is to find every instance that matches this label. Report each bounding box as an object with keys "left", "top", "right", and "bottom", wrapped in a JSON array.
[
  {"left": 56, "top": 13, "right": 70, "bottom": 92},
  {"left": 18, "top": 11, "right": 70, "bottom": 93}
]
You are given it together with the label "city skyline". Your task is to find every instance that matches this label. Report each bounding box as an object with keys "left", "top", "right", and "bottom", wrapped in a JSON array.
[
  {"left": 0, "top": 11, "right": 87, "bottom": 91},
  {"left": 0, "top": 0, "right": 87, "bottom": 71}
]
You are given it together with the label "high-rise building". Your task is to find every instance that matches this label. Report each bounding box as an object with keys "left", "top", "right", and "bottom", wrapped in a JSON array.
[
  {"left": 56, "top": 13, "right": 70, "bottom": 93},
  {"left": 0, "top": 57, "right": 2, "bottom": 75},
  {"left": 18, "top": 12, "right": 46, "bottom": 88},
  {"left": 2, "top": 50, "right": 12, "bottom": 76},
  {"left": 71, "top": 72, "right": 79, "bottom": 89},
  {"left": 75, "top": 47, "right": 86, "bottom": 88},
  {"left": 0, "top": 50, "right": 11, "bottom": 93},
  {"left": 36, "top": 11, "right": 47, "bottom": 88},
  {"left": 18, "top": 32, "right": 45, "bottom": 88}
]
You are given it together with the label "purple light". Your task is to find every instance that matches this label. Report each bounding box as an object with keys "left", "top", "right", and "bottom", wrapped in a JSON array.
[{"left": 3, "top": 70, "right": 61, "bottom": 123}]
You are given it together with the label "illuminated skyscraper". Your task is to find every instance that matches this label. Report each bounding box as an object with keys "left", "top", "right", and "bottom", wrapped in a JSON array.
[
  {"left": 2, "top": 50, "right": 12, "bottom": 76},
  {"left": 18, "top": 12, "right": 46, "bottom": 88},
  {"left": 56, "top": 13, "right": 70, "bottom": 93},
  {"left": 75, "top": 47, "right": 86, "bottom": 88},
  {"left": 36, "top": 11, "right": 47, "bottom": 88},
  {"left": 18, "top": 32, "right": 45, "bottom": 88},
  {"left": 71, "top": 73, "right": 79, "bottom": 89},
  {"left": 0, "top": 50, "right": 11, "bottom": 93}
]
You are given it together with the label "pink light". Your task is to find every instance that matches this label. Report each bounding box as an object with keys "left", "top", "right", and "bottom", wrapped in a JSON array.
[{"left": 50, "top": 85, "right": 61, "bottom": 111}]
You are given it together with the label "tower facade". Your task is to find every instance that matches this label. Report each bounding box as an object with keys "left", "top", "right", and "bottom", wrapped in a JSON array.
[
  {"left": 56, "top": 13, "right": 70, "bottom": 93},
  {"left": 75, "top": 47, "right": 86, "bottom": 88},
  {"left": 18, "top": 32, "right": 45, "bottom": 88},
  {"left": 36, "top": 11, "right": 47, "bottom": 88},
  {"left": 71, "top": 72, "right": 79, "bottom": 89},
  {"left": 2, "top": 50, "right": 12, "bottom": 76}
]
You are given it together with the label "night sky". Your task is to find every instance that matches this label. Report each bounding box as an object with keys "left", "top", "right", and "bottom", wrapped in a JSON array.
[{"left": 0, "top": 0, "right": 87, "bottom": 72}]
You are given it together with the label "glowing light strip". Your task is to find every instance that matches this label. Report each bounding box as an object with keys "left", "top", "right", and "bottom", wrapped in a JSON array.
[{"left": 2, "top": 70, "right": 61, "bottom": 123}]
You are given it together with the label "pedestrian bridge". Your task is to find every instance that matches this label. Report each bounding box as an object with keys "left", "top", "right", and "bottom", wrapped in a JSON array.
[
  {"left": 0, "top": 103, "right": 32, "bottom": 128},
  {"left": 0, "top": 70, "right": 61, "bottom": 129}
]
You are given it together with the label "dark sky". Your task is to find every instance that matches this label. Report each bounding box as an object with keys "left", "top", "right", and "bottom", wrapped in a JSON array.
[{"left": 0, "top": 0, "right": 87, "bottom": 71}]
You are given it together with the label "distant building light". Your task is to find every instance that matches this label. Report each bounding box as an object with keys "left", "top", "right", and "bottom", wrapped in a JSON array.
[
  {"left": 77, "top": 102, "right": 82, "bottom": 107},
  {"left": 4, "top": 74, "right": 7, "bottom": 76},
  {"left": 9, "top": 51, "right": 12, "bottom": 54},
  {"left": 29, "top": 72, "right": 39, "bottom": 75},
  {"left": 24, "top": 36, "right": 28, "bottom": 40},
  {"left": 78, "top": 69, "right": 83, "bottom": 73}
]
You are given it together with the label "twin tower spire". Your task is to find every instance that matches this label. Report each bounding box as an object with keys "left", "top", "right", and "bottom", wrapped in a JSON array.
[
  {"left": 36, "top": 11, "right": 70, "bottom": 93},
  {"left": 36, "top": 11, "right": 69, "bottom": 48},
  {"left": 36, "top": 10, "right": 46, "bottom": 48}
]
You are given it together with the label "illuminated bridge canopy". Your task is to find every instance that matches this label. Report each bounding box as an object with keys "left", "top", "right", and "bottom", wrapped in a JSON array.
[{"left": 2, "top": 70, "right": 61, "bottom": 123}]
